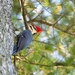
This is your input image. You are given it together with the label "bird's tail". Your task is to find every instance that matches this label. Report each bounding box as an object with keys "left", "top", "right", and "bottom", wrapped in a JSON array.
[{"left": 12, "top": 45, "right": 18, "bottom": 55}]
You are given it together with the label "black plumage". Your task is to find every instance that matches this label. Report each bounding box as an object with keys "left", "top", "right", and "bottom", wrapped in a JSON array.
[{"left": 12, "top": 29, "right": 33, "bottom": 55}]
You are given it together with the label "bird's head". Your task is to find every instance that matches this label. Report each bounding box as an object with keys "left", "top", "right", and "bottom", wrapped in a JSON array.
[{"left": 28, "top": 24, "right": 42, "bottom": 34}]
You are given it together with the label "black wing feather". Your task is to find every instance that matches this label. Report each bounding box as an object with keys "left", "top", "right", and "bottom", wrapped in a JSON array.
[{"left": 12, "top": 30, "right": 32, "bottom": 55}]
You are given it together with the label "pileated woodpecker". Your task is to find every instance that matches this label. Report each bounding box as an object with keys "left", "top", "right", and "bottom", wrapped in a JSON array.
[{"left": 12, "top": 24, "right": 42, "bottom": 55}]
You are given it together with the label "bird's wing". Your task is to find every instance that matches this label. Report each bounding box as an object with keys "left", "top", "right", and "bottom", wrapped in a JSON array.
[
  {"left": 12, "top": 44, "right": 18, "bottom": 55},
  {"left": 12, "top": 30, "right": 33, "bottom": 55},
  {"left": 12, "top": 34, "right": 26, "bottom": 55},
  {"left": 17, "top": 34, "right": 24, "bottom": 47},
  {"left": 17, "top": 30, "right": 33, "bottom": 52},
  {"left": 18, "top": 35, "right": 26, "bottom": 51}
]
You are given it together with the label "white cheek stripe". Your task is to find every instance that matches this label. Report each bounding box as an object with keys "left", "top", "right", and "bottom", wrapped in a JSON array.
[{"left": 28, "top": 24, "right": 37, "bottom": 34}]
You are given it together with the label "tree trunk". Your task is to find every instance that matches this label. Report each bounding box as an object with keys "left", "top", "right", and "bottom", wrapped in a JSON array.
[{"left": 0, "top": 0, "right": 17, "bottom": 75}]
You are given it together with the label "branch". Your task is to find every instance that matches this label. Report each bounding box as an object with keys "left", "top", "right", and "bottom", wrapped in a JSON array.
[
  {"left": 16, "top": 56, "right": 75, "bottom": 67},
  {"left": 53, "top": 12, "right": 68, "bottom": 26},
  {"left": 33, "top": 1, "right": 75, "bottom": 36},
  {"left": 65, "top": 23, "right": 75, "bottom": 32},
  {"left": 28, "top": 19, "right": 75, "bottom": 36},
  {"left": 37, "top": 0, "right": 52, "bottom": 15},
  {"left": 33, "top": 40, "right": 48, "bottom": 44},
  {"left": 25, "top": 61, "right": 69, "bottom": 67},
  {"left": 20, "top": 0, "right": 28, "bottom": 29}
]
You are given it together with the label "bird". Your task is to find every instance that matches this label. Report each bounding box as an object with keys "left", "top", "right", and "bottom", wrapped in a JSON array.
[{"left": 12, "top": 24, "right": 42, "bottom": 55}]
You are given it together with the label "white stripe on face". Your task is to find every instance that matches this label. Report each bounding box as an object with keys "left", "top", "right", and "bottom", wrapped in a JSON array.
[{"left": 28, "top": 24, "right": 37, "bottom": 34}]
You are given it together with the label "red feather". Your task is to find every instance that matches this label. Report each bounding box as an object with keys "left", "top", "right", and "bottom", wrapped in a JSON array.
[{"left": 35, "top": 26, "right": 42, "bottom": 33}]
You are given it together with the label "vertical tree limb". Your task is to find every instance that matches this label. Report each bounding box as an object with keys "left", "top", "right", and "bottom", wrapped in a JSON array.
[{"left": 20, "top": 0, "right": 28, "bottom": 29}]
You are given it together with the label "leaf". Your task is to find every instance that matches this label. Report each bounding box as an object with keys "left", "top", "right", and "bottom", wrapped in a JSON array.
[
  {"left": 54, "top": 4, "right": 62, "bottom": 14},
  {"left": 43, "top": 0, "right": 50, "bottom": 6},
  {"left": 47, "top": 29, "right": 51, "bottom": 34},
  {"left": 66, "top": 1, "right": 74, "bottom": 12},
  {"left": 45, "top": 44, "right": 54, "bottom": 52}
]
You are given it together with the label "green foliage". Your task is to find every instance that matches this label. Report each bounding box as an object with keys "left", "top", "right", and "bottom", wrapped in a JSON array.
[
  {"left": 13, "top": 0, "right": 21, "bottom": 14},
  {"left": 43, "top": 0, "right": 51, "bottom": 7},
  {"left": 12, "top": 0, "right": 75, "bottom": 75}
]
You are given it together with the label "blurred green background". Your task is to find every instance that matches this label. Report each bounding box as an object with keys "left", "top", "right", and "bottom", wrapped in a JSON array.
[{"left": 12, "top": 0, "right": 75, "bottom": 75}]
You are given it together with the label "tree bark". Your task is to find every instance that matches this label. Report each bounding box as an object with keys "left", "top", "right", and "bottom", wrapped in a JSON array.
[{"left": 0, "top": 0, "right": 17, "bottom": 75}]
